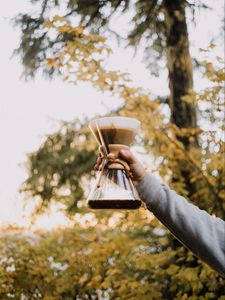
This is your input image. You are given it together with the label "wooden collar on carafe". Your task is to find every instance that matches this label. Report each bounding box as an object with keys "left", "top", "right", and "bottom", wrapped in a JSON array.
[{"left": 100, "top": 144, "right": 131, "bottom": 176}]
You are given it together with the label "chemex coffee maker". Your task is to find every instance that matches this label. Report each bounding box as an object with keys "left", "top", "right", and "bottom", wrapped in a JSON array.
[{"left": 87, "top": 116, "right": 142, "bottom": 209}]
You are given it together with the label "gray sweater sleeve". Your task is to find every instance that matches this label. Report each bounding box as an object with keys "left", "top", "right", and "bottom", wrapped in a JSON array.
[{"left": 137, "top": 172, "right": 225, "bottom": 275}]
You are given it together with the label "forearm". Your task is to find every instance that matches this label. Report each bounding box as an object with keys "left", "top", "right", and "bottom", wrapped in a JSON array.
[{"left": 137, "top": 173, "right": 225, "bottom": 275}]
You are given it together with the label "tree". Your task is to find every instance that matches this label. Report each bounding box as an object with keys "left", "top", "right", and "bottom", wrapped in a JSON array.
[
  {"left": 12, "top": 2, "right": 225, "bottom": 297},
  {"left": 15, "top": 0, "right": 211, "bottom": 137},
  {"left": 21, "top": 20, "right": 224, "bottom": 217},
  {"left": 21, "top": 119, "right": 97, "bottom": 214},
  {"left": 1, "top": 211, "right": 225, "bottom": 299},
  {"left": 15, "top": 0, "right": 222, "bottom": 197},
  {"left": 19, "top": 29, "right": 225, "bottom": 296}
]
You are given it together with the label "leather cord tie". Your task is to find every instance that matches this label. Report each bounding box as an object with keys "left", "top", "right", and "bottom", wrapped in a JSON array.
[{"left": 100, "top": 144, "right": 133, "bottom": 178}]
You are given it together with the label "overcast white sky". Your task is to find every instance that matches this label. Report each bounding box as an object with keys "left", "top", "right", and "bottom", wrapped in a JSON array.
[{"left": 0, "top": 1, "right": 223, "bottom": 226}]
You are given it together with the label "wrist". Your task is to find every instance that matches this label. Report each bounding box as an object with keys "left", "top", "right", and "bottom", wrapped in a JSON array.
[{"left": 137, "top": 169, "right": 147, "bottom": 185}]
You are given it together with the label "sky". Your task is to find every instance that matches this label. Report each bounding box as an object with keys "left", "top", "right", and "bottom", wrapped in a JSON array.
[{"left": 0, "top": 0, "right": 223, "bottom": 228}]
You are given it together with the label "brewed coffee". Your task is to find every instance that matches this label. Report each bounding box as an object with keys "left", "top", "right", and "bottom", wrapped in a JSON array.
[
  {"left": 88, "top": 169, "right": 142, "bottom": 209},
  {"left": 93, "top": 126, "right": 136, "bottom": 148},
  {"left": 88, "top": 199, "right": 141, "bottom": 209}
]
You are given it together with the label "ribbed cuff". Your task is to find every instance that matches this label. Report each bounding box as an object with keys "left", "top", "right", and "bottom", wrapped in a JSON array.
[{"left": 137, "top": 172, "right": 162, "bottom": 208}]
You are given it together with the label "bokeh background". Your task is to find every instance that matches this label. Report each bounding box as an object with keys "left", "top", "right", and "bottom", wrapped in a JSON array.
[{"left": 0, "top": 1, "right": 224, "bottom": 299}]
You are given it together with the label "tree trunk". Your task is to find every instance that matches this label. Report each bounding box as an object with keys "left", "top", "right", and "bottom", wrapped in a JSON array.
[
  {"left": 163, "top": 0, "right": 199, "bottom": 201},
  {"left": 163, "top": 0, "right": 198, "bottom": 148}
]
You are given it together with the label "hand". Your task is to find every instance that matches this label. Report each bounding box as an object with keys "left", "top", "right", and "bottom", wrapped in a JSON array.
[{"left": 94, "top": 148, "right": 146, "bottom": 187}]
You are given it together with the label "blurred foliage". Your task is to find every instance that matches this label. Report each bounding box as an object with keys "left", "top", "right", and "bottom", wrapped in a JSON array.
[
  {"left": 21, "top": 24, "right": 225, "bottom": 218},
  {"left": 14, "top": 0, "right": 205, "bottom": 143},
  {"left": 0, "top": 220, "right": 225, "bottom": 299},
  {"left": 11, "top": 28, "right": 224, "bottom": 297},
  {"left": 4, "top": 6, "right": 224, "bottom": 299},
  {"left": 14, "top": 0, "right": 210, "bottom": 78},
  {"left": 21, "top": 120, "right": 97, "bottom": 215}
]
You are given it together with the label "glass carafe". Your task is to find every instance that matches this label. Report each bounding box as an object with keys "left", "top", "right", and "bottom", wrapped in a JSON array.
[{"left": 87, "top": 116, "right": 142, "bottom": 209}]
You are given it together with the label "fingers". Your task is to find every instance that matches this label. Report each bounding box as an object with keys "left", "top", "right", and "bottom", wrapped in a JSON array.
[
  {"left": 97, "top": 157, "right": 102, "bottom": 164},
  {"left": 95, "top": 145, "right": 108, "bottom": 171},
  {"left": 98, "top": 146, "right": 103, "bottom": 157},
  {"left": 99, "top": 145, "right": 107, "bottom": 157},
  {"left": 94, "top": 156, "right": 103, "bottom": 171},
  {"left": 107, "top": 153, "right": 115, "bottom": 160},
  {"left": 118, "top": 149, "right": 137, "bottom": 164},
  {"left": 94, "top": 149, "right": 135, "bottom": 171}
]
